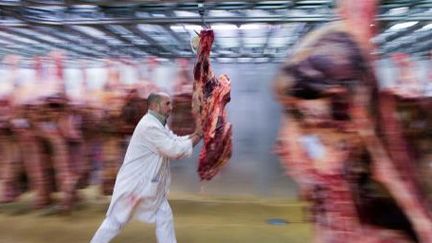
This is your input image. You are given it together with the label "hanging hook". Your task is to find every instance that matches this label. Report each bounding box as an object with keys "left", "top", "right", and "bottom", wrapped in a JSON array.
[{"left": 198, "top": 0, "right": 208, "bottom": 28}]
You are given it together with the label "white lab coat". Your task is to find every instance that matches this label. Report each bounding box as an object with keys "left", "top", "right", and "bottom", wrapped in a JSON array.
[
  {"left": 91, "top": 113, "right": 193, "bottom": 242},
  {"left": 106, "top": 113, "right": 193, "bottom": 224}
]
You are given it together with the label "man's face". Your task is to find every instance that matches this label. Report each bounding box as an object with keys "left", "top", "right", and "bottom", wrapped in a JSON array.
[{"left": 158, "top": 95, "right": 173, "bottom": 118}]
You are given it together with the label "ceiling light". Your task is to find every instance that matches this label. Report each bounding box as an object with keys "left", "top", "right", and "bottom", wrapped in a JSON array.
[
  {"left": 170, "top": 25, "right": 184, "bottom": 32},
  {"left": 211, "top": 24, "right": 238, "bottom": 31},
  {"left": 174, "top": 11, "right": 199, "bottom": 17},
  {"left": 255, "top": 57, "right": 270, "bottom": 63},
  {"left": 72, "top": 26, "right": 106, "bottom": 39},
  {"left": 388, "top": 7, "right": 408, "bottom": 15},
  {"left": 389, "top": 21, "right": 418, "bottom": 31},
  {"left": 239, "top": 24, "right": 268, "bottom": 30},
  {"left": 420, "top": 23, "right": 432, "bottom": 31},
  {"left": 238, "top": 57, "right": 252, "bottom": 63},
  {"left": 217, "top": 58, "right": 234, "bottom": 63}
]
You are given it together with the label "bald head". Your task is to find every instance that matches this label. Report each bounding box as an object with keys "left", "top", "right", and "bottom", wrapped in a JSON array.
[
  {"left": 148, "top": 92, "right": 173, "bottom": 118},
  {"left": 148, "top": 93, "right": 164, "bottom": 107}
]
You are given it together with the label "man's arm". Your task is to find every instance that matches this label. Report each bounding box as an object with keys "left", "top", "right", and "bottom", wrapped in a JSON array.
[{"left": 145, "top": 124, "right": 194, "bottom": 160}]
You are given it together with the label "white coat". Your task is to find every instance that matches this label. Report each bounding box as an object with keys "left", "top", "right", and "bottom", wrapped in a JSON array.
[{"left": 106, "top": 112, "right": 193, "bottom": 224}]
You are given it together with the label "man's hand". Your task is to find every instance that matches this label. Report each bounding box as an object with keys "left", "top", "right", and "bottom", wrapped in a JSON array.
[
  {"left": 194, "top": 120, "right": 203, "bottom": 137},
  {"left": 190, "top": 121, "right": 203, "bottom": 146}
]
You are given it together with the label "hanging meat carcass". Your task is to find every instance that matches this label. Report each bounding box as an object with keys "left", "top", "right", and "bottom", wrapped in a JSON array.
[
  {"left": 192, "top": 29, "right": 232, "bottom": 180},
  {"left": 273, "top": 0, "right": 432, "bottom": 241}
]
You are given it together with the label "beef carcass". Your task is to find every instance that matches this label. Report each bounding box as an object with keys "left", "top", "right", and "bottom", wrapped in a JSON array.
[
  {"left": 193, "top": 29, "right": 232, "bottom": 180},
  {"left": 274, "top": 16, "right": 432, "bottom": 243}
]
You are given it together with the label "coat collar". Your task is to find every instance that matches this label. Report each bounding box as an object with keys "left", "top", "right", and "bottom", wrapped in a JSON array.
[{"left": 148, "top": 110, "right": 167, "bottom": 126}]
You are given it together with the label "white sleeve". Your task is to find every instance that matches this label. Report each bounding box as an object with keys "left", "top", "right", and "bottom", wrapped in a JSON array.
[
  {"left": 166, "top": 125, "right": 191, "bottom": 141},
  {"left": 144, "top": 125, "right": 193, "bottom": 160}
]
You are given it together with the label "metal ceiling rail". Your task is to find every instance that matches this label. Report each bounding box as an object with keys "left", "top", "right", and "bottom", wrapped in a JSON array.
[
  {"left": 1, "top": 1, "right": 431, "bottom": 12},
  {"left": 2, "top": 0, "right": 430, "bottom": 8},
  {"left": 123, "top": 25, "right": 180, "bottom": 55},
  {"left": 0, "top": 0, "right": 430, "bottom": 61},
  {"left": 4, "top": 27, "right": 105, "bottom": 57},
  {"left": 97, "top": 25, "right": 152, "bottom": 56},
  {"left": 0, "top": 0, "right": 431, "bottom": 25},
  {"left": 31, "top": 26, "right": 114, "bottom": 57},
  {"left": 377, "top": 22, "right": 425, "bottom": 44},
  {"left": 64, "top": 25, "right": 139, "bottom": 57},
  {"left": 0, "top": 15, "right": 431, "bottom": 27}
]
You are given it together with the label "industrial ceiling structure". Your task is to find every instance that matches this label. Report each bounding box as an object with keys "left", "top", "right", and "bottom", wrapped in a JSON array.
[{"left": 0, "top": 0, "right": 431, "bottom": 65}]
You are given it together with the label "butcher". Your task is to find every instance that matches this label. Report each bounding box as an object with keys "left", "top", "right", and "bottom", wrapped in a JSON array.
[{"left": 90, "top": 92, "right": 202, "bottom": 243}]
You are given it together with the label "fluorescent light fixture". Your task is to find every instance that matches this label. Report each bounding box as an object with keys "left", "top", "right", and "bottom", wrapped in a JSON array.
[
  {"left": 208, "top": 10, "right": 236, "bottom": 17},
  {"left": 12, "top": 28, "right": 63, "bottom": 43},
  {"left": 183, "top": 25, "right": 202, "bottom": 31},
  {"left": 170, "top": 24, "right": 202, "bottom": 33},
  {"left": 255, "top": 57, "right": 270, "bottom": 63},
  {"left": 217, "top": 57, "right": 234, "bottom": 63},
  {"left": 0, "top": 31, "right": 40, "bottom": 44},
  {"left": 72, "top": 26, "right": 106, "bottom": 39},
  {"left": 70, "top": 4, "right": 97, "bottom": 9},
  {"left": 137, "top": 24, "right": 165, "bottom": 34},
  {"left": 245, "top": 9, "right": 272, "bottom": 16},
  {"left": 238, "top": 57, "right": 253, "bottom": 63},
  {"left": 0, "top": 39, "right": 12, "bottom": 45},
  {"left": 135, "top": 11, "right": 151, "bottom": 18},
  {"left": 388, "top": 7, "right": 408, "bottom": 15},
  {"left": 174, "top": 11, "right": 199, "bottom": 17},
  {"left": 389, "top": 21, "right": 418, "bottom": 31},
  {"left": 156, "top": 57, "right": 169, "bottom": 63},
  {"left": 170, "top": 25, "right": 184, "bottom": 32},
  {"left": 296, "top": 0, "right": 328, "bottom": 3},
  {"left": 109, "top": 25, "right": 131, "bottom": 35},
  {"left": 420, "top": 23, "right": 432, "bottom": 31},
  {"left": 29, "top": 6, "right": 65, "bottom": 11},
  {"left": 151, "top": 13, "right": 166, "bottom": 17},
  {"left": 211, "top": 24, "right": 238, "bottom": 31},
  {"left": 239, "top": 24, "right": 268, "bottom": 30}
]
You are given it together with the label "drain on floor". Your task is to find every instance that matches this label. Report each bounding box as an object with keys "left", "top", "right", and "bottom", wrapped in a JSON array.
[{"left": 266, "top": 218, "right": 289, "bottom": 225}]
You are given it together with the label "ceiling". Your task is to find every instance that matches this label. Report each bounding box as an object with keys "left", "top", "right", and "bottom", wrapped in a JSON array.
[{"left": 0, "top": 0, "right": 431, "bottom": 65}]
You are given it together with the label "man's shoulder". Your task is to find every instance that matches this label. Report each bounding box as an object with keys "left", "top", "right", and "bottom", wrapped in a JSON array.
[{"left": 137, "top": 114, "right": 160, "bottom": 129}]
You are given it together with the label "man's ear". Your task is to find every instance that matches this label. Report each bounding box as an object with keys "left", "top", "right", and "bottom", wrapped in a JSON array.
[{"left": 153, "top": 103, "right": 160, "bottom": 112}]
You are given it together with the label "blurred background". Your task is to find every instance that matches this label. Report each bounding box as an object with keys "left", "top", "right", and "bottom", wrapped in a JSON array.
[{"left": 0, "top": 0, "right": 430, "bottom": 242}]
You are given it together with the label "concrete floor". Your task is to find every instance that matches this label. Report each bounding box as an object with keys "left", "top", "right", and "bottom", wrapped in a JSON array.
[{"left": 0, "top": 188, "right": 312, "bottom": 243}]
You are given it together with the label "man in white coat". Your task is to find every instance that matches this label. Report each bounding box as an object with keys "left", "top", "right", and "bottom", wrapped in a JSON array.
[{"left": 90, "top": 92, "right": 202, "bottom": 243}]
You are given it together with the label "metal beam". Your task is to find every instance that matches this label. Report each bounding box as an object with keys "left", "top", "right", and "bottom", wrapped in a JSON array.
[
  {"left": 262, "top": 24, "right": 277, "bottom": 55},
  {"left": 31, "top": 26, "right": 111, "bottom": 58},
  {"left": 0, "top": 15, "right": 336, "bottom": 26},
  {"left": 123, "top": 25, "right": 179, "bottom": 56},
  {"left": 161, "top": 11, "right": 187, "bottom": 46},
  {"left": 1, "top": 14, "right": 431, "bottom": 27},
  {"left": 3, "top": 27, "right": 101, "bottom": 57},
  {"left": 1, "top": 3, "right": 432, "bottom": 28},
  {"left": 63, "top": 25, "right": 137, "bottom": 58},
  {"left": 99, "top": 25, "right": 152, "bottom": 57},
  {"left": 0, "top": 33, "right": 49, "bottom": 53}
]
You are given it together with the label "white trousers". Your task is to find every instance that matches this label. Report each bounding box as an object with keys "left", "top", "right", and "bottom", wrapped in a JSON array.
[{"left": 90, "top": 199, "right": 176, "bottom": 243}]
